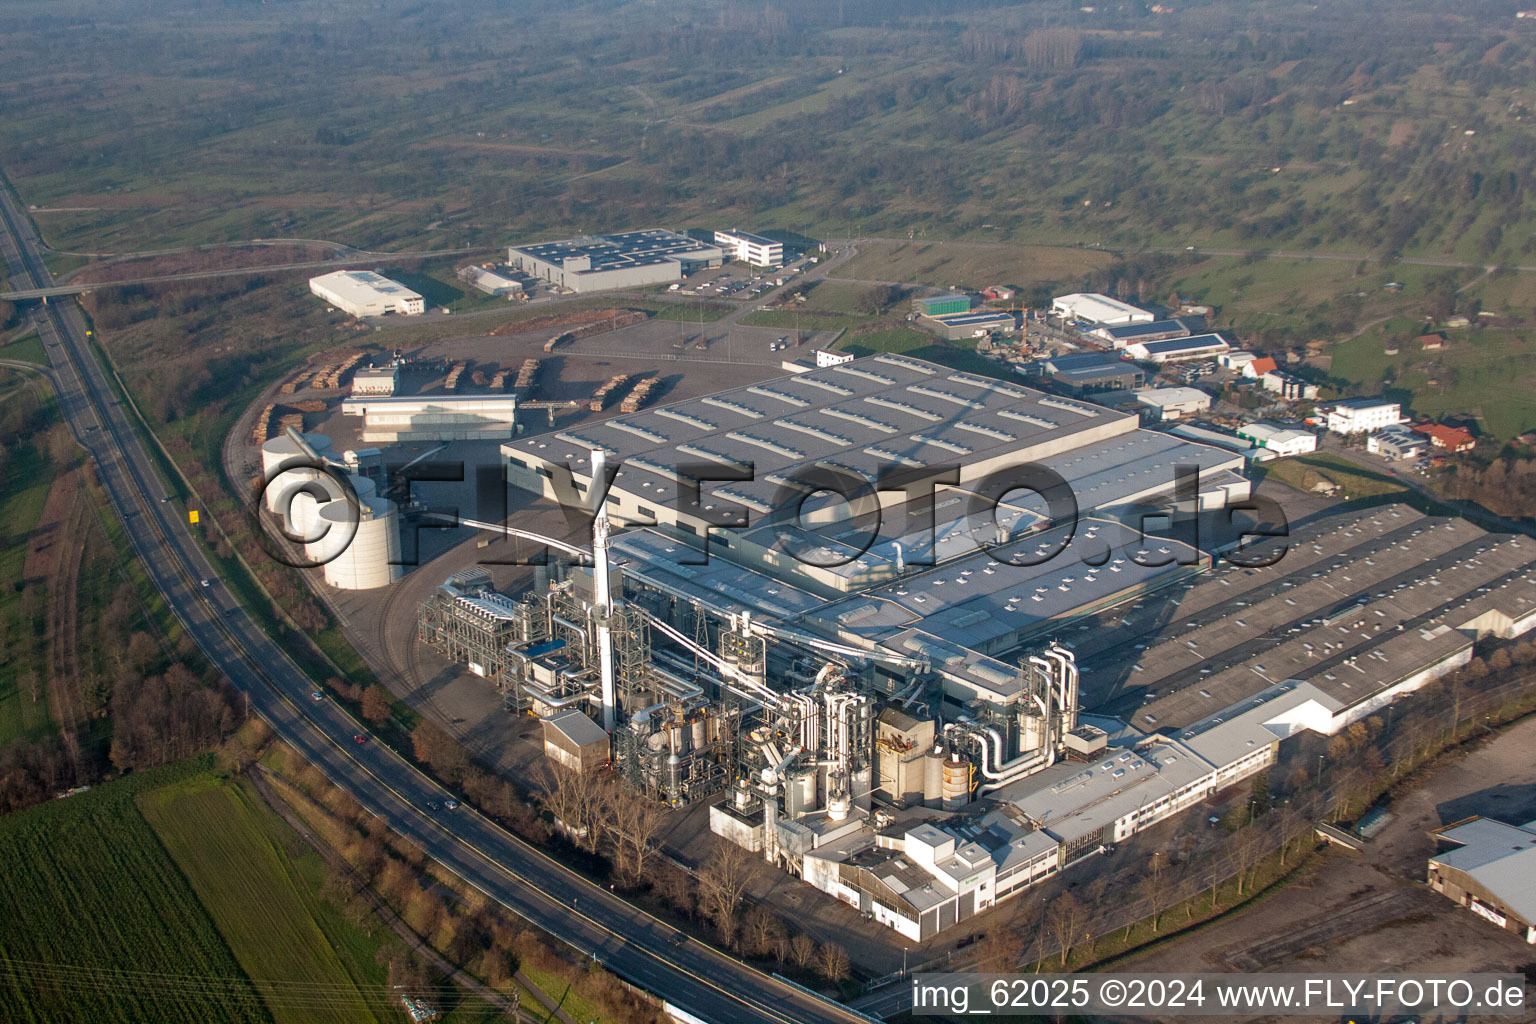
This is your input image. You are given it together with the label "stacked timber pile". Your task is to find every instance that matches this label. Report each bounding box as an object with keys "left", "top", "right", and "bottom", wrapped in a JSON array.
[
  {"left": 488, "top": 369, "right": 509, "bottom": 390},
  {"left": 619, "top": 376, "right": 662, "bottom": 413},
  {"left": 251, "top": 404, "right": 276, "bottom": 445},
  {"left": 277, "top": 412, "right": 304, "bottom": 433},
  {"left": 514, "top": 358, "right": 541, "bottom": 392},
  {"left": 444, "top": 361, "right": 469, "bottom": 390},
  {"left": 589, "top": 374, "right": 631, "bottom": 412}
]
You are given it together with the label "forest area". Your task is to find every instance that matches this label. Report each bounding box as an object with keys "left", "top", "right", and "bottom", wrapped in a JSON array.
[{"left": 1, "top": 0, "right": 1535, "bottom": 263}]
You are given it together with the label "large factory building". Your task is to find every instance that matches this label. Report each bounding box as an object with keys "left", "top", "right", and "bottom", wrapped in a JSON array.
[
  {"left": 309, "top": 270, "right": 425, "bottom": 317},
  {"left": 404, "top": 355, "right": 1536, "bottom": 940},
  {"left": 506, "top": 229, "right": 723, "bottom": 293}
]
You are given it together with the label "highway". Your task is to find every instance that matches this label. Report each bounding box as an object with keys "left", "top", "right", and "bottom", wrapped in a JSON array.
[{"left": 0, "top": 177, "right": 871, "bottom": 1024}]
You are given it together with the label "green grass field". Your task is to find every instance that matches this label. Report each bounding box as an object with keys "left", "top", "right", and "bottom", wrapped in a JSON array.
[
  {"left": 0, "top": 331, "right": 46, "bottom": 365},
  {"left": 838, "top": 241, "right": 1113, "bottom": 294},
  {"left": 138, "top": 775, "right": 381, "bottom": 1024},
  {"left": 0, "top": 760, "right": 270, "bottom": 1024},
  {"left": 0, "top": 376, "right": 60, "bottom": 745},
  {"left": 1329, "top": 326, "right": 1536, "bottom": 439},
  {"left": 1258, "top": 452, "right": 1412, "bottom": 502}
]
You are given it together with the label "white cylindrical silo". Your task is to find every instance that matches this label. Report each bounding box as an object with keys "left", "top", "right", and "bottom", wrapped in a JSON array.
[
  {"left": 315, "top": 496, "right": 402, "bottom": 590},
  {"left": 259, "top": 433, "right": 334, "bottom": 513}
]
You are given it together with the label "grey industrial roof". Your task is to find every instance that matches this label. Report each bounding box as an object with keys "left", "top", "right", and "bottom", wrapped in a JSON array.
[
  {"left": 543, "top": 709, "right": 609, "bottom": 748},
  {"left": 1136, "top": 333, "right": 1231, "bottom": 355},
  {"left": 610, "top": 528, "right": 825, "bottom": 624},
  {"left": 1117, "top": 509, "right": 1536, "bottom": 731},
  {"left": 811, "top": 516, "right": 1200, "bottom": 652},
  {"left": 1431, "top": 818, "right": 1536, "bottom": 924},
  {"left": 511, "top": 229, "right": 719, "bottom": 274},
  {"left": 997, "top": 737, "right": 1214, "bottom": 846},
  {"left": 928, "top": 311, "right": 1016, "bottom": 327},
  {"left": 505, "top": 354, "right": 1137, "bottom": 521},
  {"left": 1096, "top": 319, "right": 1194, "bottom": 340}
]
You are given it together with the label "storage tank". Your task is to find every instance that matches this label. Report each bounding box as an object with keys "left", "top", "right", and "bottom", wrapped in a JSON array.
[
  {"left": 827, "top": 790, "right": 852, "bottom": 822},
  {"left": 941, "top": 756, "right": 972, "bottom": 811},
  {"left": 690, "top": 717, "right": 707, "bottom": 751},
  {"left": 315, "top": 496, "right": 402, "bottom": 590},
  {"left": 1022, "top": 711, "right": 1046, "bottom": 755},
  {"left": 259, "top": 433, "right": 334, "bottom": 513},
  {"left": 785, "top": 768, "right": 817, "bottom": 817},
  {"left": 923, "top": 749, "right": 944, "bottom": 805}
]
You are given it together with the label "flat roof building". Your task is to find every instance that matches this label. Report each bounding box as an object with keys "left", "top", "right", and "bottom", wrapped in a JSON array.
[
  {"left": 1326, "top": 397, "right": 1403, "bottom": 434},
  {"left": 1052, "top": 293, "right": 1154, "bottom": 326},
  {"left": 351, "top": 364, "right": 400, "bottom": 396},
  {"left": 1134, "top": 386, "right": 1211, "bottom": 421},
  {"left": 1367, "top": 424, "right": 1427, "bottom": 461},
  {"left": 1125, "top": 333, "right": 1231, "bottom": 363},
  {"left": 1236, "top": 422, "right": 1316, "bottom": 458},
  {"left": 507, "top": 229, "right": 723, "bottom": 293},
  {"left": 923, "top": 310, "right": 1017, "bottom": 340},
  {"left": 1089, "top": 318, "right": 1194, "bottom": 348},
  {"left": 309, "top": 270, "right": 424, "bottom": 317},
  {"left": 714, "top": 229, "right": 784, "bottom": 268},
  {"left": 341, "top": 394, "right": 518, "bottom": 443},
  {"left": 918, "top": 294, "right": 972, "bottom": 317},
  {"left": 1028, "top": 352, "right": 1145, "bottom": 395}
]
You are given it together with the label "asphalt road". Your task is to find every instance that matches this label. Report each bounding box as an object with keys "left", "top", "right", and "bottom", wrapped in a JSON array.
[{"left": 0, "top": 177, "right": 870, "bottom": 1024}]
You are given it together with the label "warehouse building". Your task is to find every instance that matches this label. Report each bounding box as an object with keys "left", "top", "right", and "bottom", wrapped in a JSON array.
[
  {"left": 1428, "top": 817, "right": 1536, "bottom": 944},
  {"left": 917, "top": 294, "right": 972, "bottom": 317},
  {"left": 714, "top": 229, "right": 784, "bottom": 268},
  {"left": 1236, "top": 422, "right": 1316, "bottom": 458},
  {"left": 1027, "top": 352, "right": 1145, "bottom": 395},
  {"left": 501, "top": 354, "right": 1245, "bottom": 555},
  {"left": 507, "top": 229, "right": 723, "bottom": 293},
  {"left": 1052, "top": 293, "right": 1154, "bottom": 326},
  {"left": 1325, "top": 397, "right": 1404, "bottom": 434},
  {"left": 460, "top": 265, "right": 525, "bottom": 297},
  {"left": 1124, "top": 333, "right": 1232, "bottom": 363},
  {"left": 922, "top": 309, "right": 1017, "bottom": 340},
  {"left": 1134, "top": 386, "right": 1211, "bottom": 421},
  {"left": 341, "top": 394, "right": 519, "bottom": 442},
  {"left": 1089, "top": 318, "right": 1195, "bottom": 349},
  {"left": 309, "top": 270, "right": 425, "bottom": 317}
]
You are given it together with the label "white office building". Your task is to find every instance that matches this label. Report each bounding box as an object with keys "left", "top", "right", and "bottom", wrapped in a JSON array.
[
  {"left": 1051, "top": 292, "right": 1154, "bottom": 325},
  {"left": 309, "top": 270, "right": 425, "bottom": 317},
  {"left": 1326, "top": 398, "right": 1404, "bottom": 434},
  {"left": 714, "top": 229, "right": 784, "bottom": 268}
]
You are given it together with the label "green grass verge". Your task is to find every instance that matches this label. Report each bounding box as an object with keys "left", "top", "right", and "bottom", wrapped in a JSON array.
[
  {"left": 0, "top": 375, "right": 58, "bottom": 744},
  {"left": 0, "top": 331, "right": 46, "bottom": 365},
  {"left": 0, "top": 758, "right": 271, "bottom": 1024},
  {"left": 1258, "top": 452, "right": 1413, "bottom": 502},
  {"left": 138, "top": 774, "right": 382, "bottom": 1024},
  {"left": 739, "top": 308, "right": 866, "bottom": 330}
]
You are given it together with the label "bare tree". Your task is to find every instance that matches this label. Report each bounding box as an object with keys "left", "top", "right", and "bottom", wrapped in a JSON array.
[
  {"left": 742, "top": 907, "right": 786, "bottom": 959},
  {"left": 605, "top": 783, "right": 667, "bottom": 884},
  {"left": 1136, "top": 851, "right": 1173, "bottom": 933},
  {"left": 698, "top": 841, "right": 756, "bottom": 944},
  {"left": 816, "top": 943, "right": 851, "bottom": 985},
  {"left": 1044, "top": 892, "right": 1087, "bottom": 968},
  {"left": 536, "top": 762, "right": 602, "bottom": 852},
  {"left": 1226, "top": 828, "right": 1268, "bottom": 896},
  {"left": 788, "top": 933, "right": 817, "bottom": 969},
  {"left": 976, "top": 924, "right": 1025, "bottom": 971}
]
